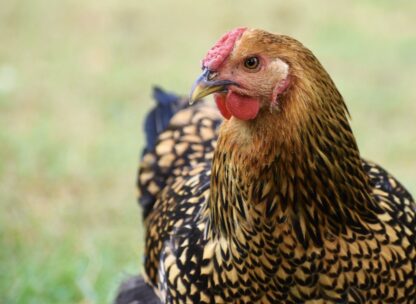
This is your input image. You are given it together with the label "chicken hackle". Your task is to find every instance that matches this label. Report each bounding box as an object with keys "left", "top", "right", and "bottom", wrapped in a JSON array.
[{"left": 137, "top": 28, "right": 416, "bottom": 303}]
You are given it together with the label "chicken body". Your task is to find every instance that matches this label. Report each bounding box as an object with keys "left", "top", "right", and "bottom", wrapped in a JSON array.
[{"left": 139, "top": 29, "right": 416, "bottom": 303}]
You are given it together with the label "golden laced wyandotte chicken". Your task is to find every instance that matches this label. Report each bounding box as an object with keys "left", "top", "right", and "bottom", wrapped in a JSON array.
[{"left": 116, "top": 28, "right": 416, "bottom": 304}]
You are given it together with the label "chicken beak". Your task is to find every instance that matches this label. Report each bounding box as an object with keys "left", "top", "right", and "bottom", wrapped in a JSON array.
[{"left": 189, "top": 69, "right": 235, "bottom": 105}]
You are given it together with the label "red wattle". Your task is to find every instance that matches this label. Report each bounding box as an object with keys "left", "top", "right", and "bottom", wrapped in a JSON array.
[
  {"left": 214, "top": 94, "right": 232, "bottom": 119},
  {"left": 225, "top": 91, "right": 260, "bottom": 121}
]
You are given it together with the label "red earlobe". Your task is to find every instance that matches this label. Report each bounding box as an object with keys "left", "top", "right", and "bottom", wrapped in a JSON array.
[{"left": 271, "top": 77, "right": 291, "bottom": 107}]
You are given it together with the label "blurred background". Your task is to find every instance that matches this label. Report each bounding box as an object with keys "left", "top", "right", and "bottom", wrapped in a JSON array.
[{"left": 1, "top": 0, "right": 415, "bottom": 303}]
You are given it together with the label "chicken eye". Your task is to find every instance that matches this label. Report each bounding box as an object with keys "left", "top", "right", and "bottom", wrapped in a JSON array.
[{"left": 243, "top": 56, "right": 260, "bottom": 70}]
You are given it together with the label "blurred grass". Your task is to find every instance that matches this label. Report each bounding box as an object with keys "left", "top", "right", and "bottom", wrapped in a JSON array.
[{"left": 0, "top": 0, "right": 415, "bottom": 303}]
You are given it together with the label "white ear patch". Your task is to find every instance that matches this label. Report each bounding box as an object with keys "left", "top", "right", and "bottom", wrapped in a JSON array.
[
  {"left": 270, "top": 58, "right": 289, "bottom": 80},
  {"left": 270, "top": 58, "right": 290, "bottom": 109}
]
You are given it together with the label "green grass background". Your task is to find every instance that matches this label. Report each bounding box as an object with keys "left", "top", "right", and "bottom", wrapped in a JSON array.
[{"left": 1, "top": 0, "right": 415, "bottom": 303}]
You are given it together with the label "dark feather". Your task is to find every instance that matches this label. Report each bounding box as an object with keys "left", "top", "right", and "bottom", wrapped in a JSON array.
[
  {"left": 143, "top": 86, "right": 187, "bottom": 155},
  {"left": 114, "top": 276, "right": 161, "bottom": 304},
  {"left": 139, "top": 87, "right": 189, "bottom": 217}
]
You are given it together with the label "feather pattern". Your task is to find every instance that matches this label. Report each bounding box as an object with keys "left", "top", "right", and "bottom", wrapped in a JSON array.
[
  {"left": 140, "top": 98, "right": 416, "bottom": 303},
  {"left": 138, "top": 29, "right": 416, "bottom": 303}
]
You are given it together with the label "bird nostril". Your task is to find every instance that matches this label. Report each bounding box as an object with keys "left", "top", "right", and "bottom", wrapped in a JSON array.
[{"left": 207, "top": 71, "right": 217, "bottom": 81}]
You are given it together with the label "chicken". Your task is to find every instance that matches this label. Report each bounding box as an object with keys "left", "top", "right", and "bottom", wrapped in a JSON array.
[{"left": 137, "top": 28, "right": 416, "bottom": 303}]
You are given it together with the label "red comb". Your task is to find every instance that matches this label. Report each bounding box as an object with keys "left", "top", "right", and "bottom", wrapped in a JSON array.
[{"left": 202, "top": 27, "right": 247, "bottom": 70}]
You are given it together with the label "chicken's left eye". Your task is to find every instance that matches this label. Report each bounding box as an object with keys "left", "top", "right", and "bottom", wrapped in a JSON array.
[{"left": 244, "top": 56, "right": 260, "bottom": 70}]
